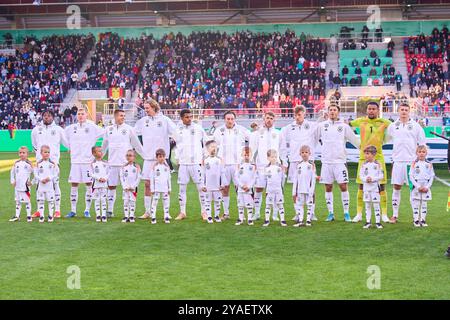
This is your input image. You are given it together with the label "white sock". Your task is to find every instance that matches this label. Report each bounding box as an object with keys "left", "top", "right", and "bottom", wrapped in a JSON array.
[
  {"left": 223, "top": 196, "right": 230, "bottom": 215},
  {"left": 107, "top": 189, "right": 116, "bottom": 214},
  {"left": 197, "top": 184, "right": 206, "bottom": 213},
  {"left": 421, "top": 201, "right": 428, "bottom": 222},
  {"left": 95, "top": 199, "right": 101, "bottom": 217},
  {"left": 412, "top": 198, "right": 420, "bottom": 222},
  {"left": 264, "top": 205, "right": 271, "bottom": 222},
  {"left": 341, "top": 191, "right": 350, "bottom": 214},
  {"left": 365, "top": 202, "right": 372, "bottom": 223},
  {"left": 38, "top": 200, "right": 45, "bottom": 218},
  {"left": 297, "top": 198, "right": 305, "bottom": 222},
  {"left": 179, "top": 184, "right": 187, "bottom": 214},
  {"left": 84, "top": 186, "right": 92, "bottom": 213},
  {"left": 101, "top": 190, "right": 107, "bottom": 217},
  {"left": 392, "top": 189, "right": 401, "bottom": 218},
  {"left": 238, "top": 207, "right": 244, "bottom": 221},
  {"left": 144, "top": 195, "right": 152, "bottom": 214},
  {"left": 151, "top": 193, "right": 160, "bottom": 219},
  {"left": 70, "top": 186, "right": 78, "bottom": 213},
  {"left": 254, "top": 191, "right": 263, "bottom": 218},
  {"left": 48, "top": 201, "right": 54, "bottom": 218},
  {"left": 129, "top": 200, "right": 136, "bottom": 218},
  {"left": 214, "top": 200, "right": 221, "bottom": 218},
  {"left": 163, "top": 193, "right": 170, "bottom": 219},
  {"left": 124, "top": 199, "right": 130, "bottom": 218},
  {"left": 278, "top": 204, "right": 285, "bottom": 221},
  {"left": 325, "top": 192, "right": 334, "bottom": 214},
  {"left": 306, "top": 204, "right": 313, "bottom": 222},
  {"left": 15, "top": 201, "right": 21, "bottom": 218},
  {"left": 247, "top": 207, "right": 253, "bottom": 221},
  {"left": 373, "top": 202, "right": 381, "bottom": 224},
  {"left": 273, "top": 204, "right": 278, "bottom": 220}
]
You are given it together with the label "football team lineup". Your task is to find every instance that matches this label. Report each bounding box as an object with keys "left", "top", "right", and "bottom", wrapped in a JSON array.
[{"left": 8, "top": 98, "right": 443, "bottom": 229}]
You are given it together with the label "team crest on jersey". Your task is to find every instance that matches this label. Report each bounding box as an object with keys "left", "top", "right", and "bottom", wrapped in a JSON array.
[
  {"left": 191, "top": 129, "right": 195, "bottom": 135},
  {"left": 132, "top": 168, "right": 136, "bottom": 173},
  {"left": 124, "top": 171, "right": 128, "bottom": 177},
  {"left": 415, "top": 167, "right": 420, "bottom": 174},
  {"left": 85, "top": 128, "right": 90, "bottom": 134},
  {"left": 337, "top": 126, "right": 343, "bottom": 132},
  {"left": 38, "top": 127, "right": 43, "bottom": 133},
  {"left": 157, "top": 121, "right": 162, "bottom": 127},
  {"left": 94, "top": 166, "right": 100, "bottom": 173},
  {"left": 307, "top": 165, "right": 311, "bottom": 170},
  {"left": 39, "top": 167, "right": 44, "bottom": 174},
  {"left": 234, "top": 128, "right": 238, "bottom": 134},
  {"left": 373, "top": 165, "right": 377, "bottom": 170},
  {"left": 324, "top": 123, "right": 329, "bottom": 128},
  {"left": 205, "top": 163, "right": 211, "bottom": 170},
  {"left": 145, "top": 119, "right": 150, "bottom": 127},
  {"left": 51, "top": 130, "right": 56, "bottom": 136},
  {"left": 277, "top": 168, "right": 281, "bottom": 173},
  {"left": 407, "top": 124, "right": 413, "bottom": 130},
  {"left": 272, "top": 133, "right": 277, "bottom": 139},
  {"left": 364, "top": 168, "right": 369, "bottom": 175},
  {"left": 304, "top": 123, "right": 310, "bottom": 130},
  {"left": 122, "top": 129, "right": 127, "bottom": 135},
  {"left": 156, "top": 169, "right": 160, "bottom": 176}
]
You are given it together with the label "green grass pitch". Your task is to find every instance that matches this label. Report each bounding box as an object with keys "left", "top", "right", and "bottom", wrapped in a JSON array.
[{"left": 0, "top": 152, "right": 449, "bottom": 300}]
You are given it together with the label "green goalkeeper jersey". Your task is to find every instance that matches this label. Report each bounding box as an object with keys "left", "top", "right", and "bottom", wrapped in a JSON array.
[{"left": 350, "top": 117, "right": 391, "bottom": 160}]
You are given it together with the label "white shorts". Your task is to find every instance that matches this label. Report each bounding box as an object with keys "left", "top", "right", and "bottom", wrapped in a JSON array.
[
  {"left": 108, "top": 166, "right": 121, "bottom": 187},
  {"left": 255, "top": 166, "right": 267, "bottom": 188},
  {"left": 391, "top": 162, "right": 411, "bottom": 186},
  {"left": 363, "top": 191, "right": 381, "bottom": 203},
  {"left": 178, "top": 164, "right": 203, "bottom": 185},
  {"left": 92, "top": 188, "right": 107, "bottom": 200},
  {"left": 287, "top": 161, "right": 299, "bottom": 183},
  {"left": 205, "top": 190, "right": 222, "bottom": 203},
  {"left": 142, "top": 160, "right": 156, "bottom": 180},
  {"left": 123, "top": 190, "right": 137, "bottom": 202},
  {"left": 320, "top": 163, "right": 349, "bottom": 184},
  {"left": 15, "top": 190, "right": 31, "bottom": 203},
  {"left": 221, "top": 165, "right": 238, "bottom": 186},
  {"left": 238, "top": 192, "right": 254, "bottom": 208},
  {"left": 266, "top": 191, "right": 284, "bottom": 206},
  {"left": 37, "top": 190, "right": 55, "bottom": 202},
  {"left": 411, "top": 188, "right": 432, "bottom": 201},
  {"left": 69, "top": 163, "right": 92, "bottom": 184}
]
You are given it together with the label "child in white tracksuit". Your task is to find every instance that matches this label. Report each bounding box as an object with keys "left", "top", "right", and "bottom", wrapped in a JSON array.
[
  {"left": 263, "top": 149, "right": 287, "bottom": 227},
  {"left": 202, "top": 140, "right": 224, "bottom": 224},
  {"left": 150, "top": 148, "right": 172, "bottom": 224},
  {"left": 359, "top": 146, "right": 384, "bottom": 229},
  {"left": 34, "top": 145, "right": 58, "bottom": 223},
  {"left": 292, "top": 145, "right": 316, "bottom": 227},
  {"left": 9, "top": 146, "right": 34, "bottom": 222},
  {"left": 409, "top": 145, "right": 435, "bottom": 227},
  {"left": 91, "top": 146, "right": 109, "bottom": 222},
  {"left": 235, "top": 147, "right": 257, "bottom": 226},
  {"left": 120, "top": 150, "right": 141, "bottom": 223}
]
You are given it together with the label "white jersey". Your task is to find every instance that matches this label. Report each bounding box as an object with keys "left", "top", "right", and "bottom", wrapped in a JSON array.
[
  {"left": 292, "top": 160, "right": 316, "bottom": 196},
  {"left": 265, "top": 164, "right": 285, "bottom": 194},
  {"left": 213, "top": 124, "right": 249, "bottom": 165},
  {"left": 280, "top": 120, "right": 318, "bottom": 163},
  {"left": 102, "top": 123, "right": 145, "bottom": 167},
  {"left": 65, "top": 121, "right": 105, "bottom": 164},
  {"left": 174, "top": 122, "right": 206, "bottom": 165},
  {"left": 236, "top": 162, "right": 257, "bottom": 193},
  {"left": 34, "top": 159, "right": 58, "bottom": 193},
  {"left": 409, "top": 159, "right": 434, "bottom": 194},
  {"left": 250, "top": 127, "right": 281, "bottom": 166},
  {"left": 387, "top": 119, "right": 426, "bottom": 162},
  {"left": 203, "top": 156, "right": 223, "bottom": 191},
  {"left": 10, "top": 160, "right": 33, "bottom": 192},
  {"left": 134, "top": 113, "right": 177, "bottom": 160},
  {"left": 359, "top": 161, "right": 384, "bottom": 193},
  {"left": 31, "top": 121, "right": 67, "bottom": 164},
  {"left": 316, "top": 119, "right": 360, "bottom": 164},
  {"left": 150, "top": 162, "right": 172, "bottom": 193},
  {"left": 91, "top": 160, "right": 109, "bottom": 189},
  {"left": 120, "top": 163, "right": 141, "bottom": 190}
]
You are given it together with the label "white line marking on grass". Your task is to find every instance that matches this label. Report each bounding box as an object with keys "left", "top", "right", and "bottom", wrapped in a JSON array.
[{"left": 435, "top": 175, "right": 450, "bottom": 187}]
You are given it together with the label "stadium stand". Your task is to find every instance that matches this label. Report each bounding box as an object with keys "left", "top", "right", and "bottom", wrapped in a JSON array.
[{"left": 0, "top": 34, "right": 95, "bottom": 129}]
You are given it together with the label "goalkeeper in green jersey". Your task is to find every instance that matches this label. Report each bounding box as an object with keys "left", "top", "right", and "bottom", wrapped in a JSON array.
[{"left": 349, "top": 101, "right": 391, "bottom": 223}]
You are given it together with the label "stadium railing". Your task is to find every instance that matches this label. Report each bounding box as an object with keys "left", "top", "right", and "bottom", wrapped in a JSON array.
[{"left": 336, "top": 31, "right": 392, "bottom": 44}]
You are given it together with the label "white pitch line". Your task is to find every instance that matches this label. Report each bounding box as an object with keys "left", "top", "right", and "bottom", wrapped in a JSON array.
[{"left": 435, "top": 175, "right": 450, "bottom": 187}]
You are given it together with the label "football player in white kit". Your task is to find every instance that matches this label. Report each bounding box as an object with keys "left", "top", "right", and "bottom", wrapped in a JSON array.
[
  {"left": 409, "top": 145, "right": 435, "bottom": 227},
  {"left": 34, "top": 145, "right": 59, "bottom": 223},
  {"left": 9, "top": 146, "right": 34, "bottom": 222},
  {"left": 316, "top": 104, "right": 360, "bottom": 222},
  {"left": 280, "top": 105, "right": 318, "bottom": 222},
  {"left": 91, "top": 146, "right": 109, "bottom": 223},
  {"left": 359, "top": 146, "right": 384, "bottom": 229},
  {"left": 386, "top": 103, "right": 426, "bottom": 224},
  {"left": 134, "top": 98, "right": 177, "bottom": 220},
  {"left": 120, "top": 150, "right": 141, "bottom": 223},
  {"left": 202, "top": 140, "right": 224, "bottom": 224},
  {"left": 213, "top": 111, "right": 249, "bottom": 220},
  {"left": 31, "top": 110, "right": 68, "bottom": 219},
  {"left": 174, "top": 109, "right": 207, "bottom": 221},
  {"left": 101, "top": 109, "right": 145, "bottom": 218},
  {"left": 235, "top": 146, "right": 257, "bottom": 226},
  {"left": 249, "top": 112, "right": 283, "bottom": 221},
  {"left": 65, "top": 107, "right": 105, "bottom": 218},
  {"left": 149, "top": 149, "right": 172, "bottom": 224},
  {"left": 292, "top": 145, "right": 317, "bottom": 227}
]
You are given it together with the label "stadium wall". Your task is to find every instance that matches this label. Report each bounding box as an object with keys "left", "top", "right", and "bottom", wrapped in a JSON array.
[{"left": 1, "top": 19, "right": 450, "bottom": 41}]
